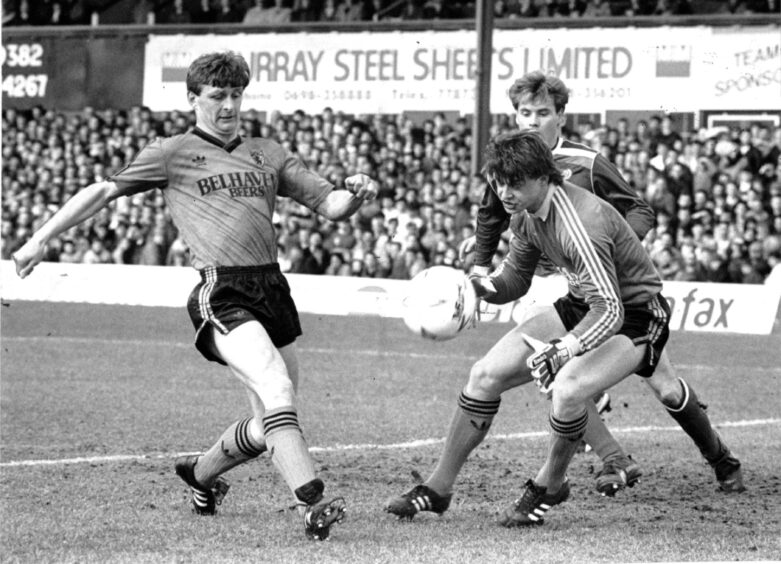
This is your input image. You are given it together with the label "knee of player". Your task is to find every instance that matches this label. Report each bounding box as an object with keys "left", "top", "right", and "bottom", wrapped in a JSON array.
[
  {"left": 248, "top": 371, "right": 296, "bottom": 405},
  {"left": 644, "top": 371, "right": 684, "bottom": 405},
  {"left": 552, "top": 374, "right": 589, "bottom": 408},
  {"left": 467, "top": 360, "right": 505, "bottom": 397}
]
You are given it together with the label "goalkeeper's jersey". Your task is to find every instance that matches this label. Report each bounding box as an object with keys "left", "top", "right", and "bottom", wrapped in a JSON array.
[
  {"left": 474, "top": 137, "right": 654, "bottom": 268},
  {"left": 108, "top": 127, "right": 332, "bottom": 270},
  {"left": 490, "top": 180, "right": 662, "bottom": 353}
]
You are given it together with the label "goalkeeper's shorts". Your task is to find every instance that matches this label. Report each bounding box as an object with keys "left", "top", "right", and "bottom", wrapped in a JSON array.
[
  {"left": 553, "top": 292, "right": 671, "bottom": 378},
  {"left": 187, "top": 264, "right": 302, "bottom": 364}
]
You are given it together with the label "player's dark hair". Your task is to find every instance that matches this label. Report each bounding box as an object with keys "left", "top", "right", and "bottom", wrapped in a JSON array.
[
  {"left": 508, "top": 71, "right": 569, "bottom": 113},
  {"left": 482, "top": 130, "right": 564, "bottom": 187},
  {"left": 186, "top": 51, "right": 250, "bottom": 95}
]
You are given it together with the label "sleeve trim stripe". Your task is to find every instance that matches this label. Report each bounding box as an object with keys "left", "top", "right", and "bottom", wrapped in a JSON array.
[{"left": 552, "top": 188, "right": 621, "bottom": 350}]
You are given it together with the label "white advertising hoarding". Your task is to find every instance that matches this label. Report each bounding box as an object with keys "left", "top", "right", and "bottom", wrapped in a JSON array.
[
  {"left": 143, "top": 26, "right": 781, "bottom": 114},
  {"left": 2, "top": 261, "right": 779, "bottom": 335}
]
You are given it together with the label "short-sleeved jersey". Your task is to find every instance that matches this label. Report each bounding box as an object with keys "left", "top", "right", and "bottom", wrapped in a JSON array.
[
  {"left": 489, "top": 181, "right": 662, "bottom": 353},
  {"left": 474, "top": 137, "right": 654, "bottom": 267},
  {"left": 108, "top": 127, "right": 333, "bottom": 270}
]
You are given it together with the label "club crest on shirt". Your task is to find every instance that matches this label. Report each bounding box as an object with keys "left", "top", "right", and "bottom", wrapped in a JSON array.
[
  {"left": 558, "top": 266, "right": 581, "bottom": 288},
  {"left": 192, "top": 154, "right": 207, "bottom": 167},
  {"left": 250, "top": 150, "right": 265, "bottom": 167}
]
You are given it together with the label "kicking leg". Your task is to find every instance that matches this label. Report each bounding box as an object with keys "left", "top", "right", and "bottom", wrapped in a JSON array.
[{"left": 214, "top": 322, "right": 345, "bottom": 539}]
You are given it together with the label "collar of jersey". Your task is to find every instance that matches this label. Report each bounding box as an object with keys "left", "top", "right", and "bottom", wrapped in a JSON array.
[
  {"left": 192, "top": 126, "right": 242, "bottom": 152},
  {"left": 530, "top": 182, "right": 558, "bottom": 221}
]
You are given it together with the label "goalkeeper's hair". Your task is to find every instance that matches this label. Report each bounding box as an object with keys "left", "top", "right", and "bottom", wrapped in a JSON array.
[
  {"left": 186, "top": 51, "right": 250, "bottom": 95},
  {"left": 508, "top": 71, "right": 570, "bottom": 113},
  {"left": 482, "top": 130, "right": 564, "bottom": 188}
]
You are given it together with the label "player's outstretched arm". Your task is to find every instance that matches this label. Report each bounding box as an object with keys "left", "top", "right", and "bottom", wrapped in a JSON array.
[
  {"left": 316, "top": 174, "right": 379, "bottom": 221},
  {"left": 13, "top": 180, "right": 124, "bottom": 279}
]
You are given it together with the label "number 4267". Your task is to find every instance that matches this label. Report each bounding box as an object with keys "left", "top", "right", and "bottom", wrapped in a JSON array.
[{"left": 2, "top": 74, "right": 48, "bottom": 98}]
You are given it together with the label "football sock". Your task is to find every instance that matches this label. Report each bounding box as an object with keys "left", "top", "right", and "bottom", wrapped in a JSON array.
[
  {"left": 195, "top": 417, "right": 267, "bottom": 486},
  {"left": 535, "top": 408, "right": 589, "bottom": 491},
  {"left": 426, "top": 390, "right": 500, "bottom": 495},
  {"left": 582, "top": 400, "right": 626, "bottom": 463},
  {"left": 664, "top": 378, "right": 724, "bottom": 462},
  {"left": 262, "top": 407, "right": 317, "bottom": 503}
]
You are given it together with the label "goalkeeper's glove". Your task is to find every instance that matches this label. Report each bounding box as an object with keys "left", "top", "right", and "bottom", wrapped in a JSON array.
[
  {"left": 468, "top": 273, "right": 497, "bottom": 300},
  {"left": 524, "top": 334, "right": 580, "bottom": 394}
]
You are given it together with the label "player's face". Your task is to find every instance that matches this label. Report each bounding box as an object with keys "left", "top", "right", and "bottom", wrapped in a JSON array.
[
  {"left": 189, "top": 84, "right": 244, "bottom": 141},
  {"left": 514, "top": 95, "right": 564, "bottom": 148},
  {"left": 490, "top": 174, "right": 549, "bottom": 215}
]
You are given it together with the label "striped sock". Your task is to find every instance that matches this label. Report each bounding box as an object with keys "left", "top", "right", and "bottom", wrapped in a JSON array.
[
  {"left": 427, "top": 390, "right": 501, "bottom": 495},
  {"left": 195, "top": 417, "right": 266, "bottom": 486},
  {"left": 262, "top": 407, "right": 317, "bottom": 500},
  {"left": 535, "top": 408, "right": 589, "bottom": 490}
]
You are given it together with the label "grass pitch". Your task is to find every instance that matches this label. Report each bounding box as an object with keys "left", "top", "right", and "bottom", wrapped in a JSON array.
[{"left": 1, "top": 301, "right": 780, "bottom": 563}]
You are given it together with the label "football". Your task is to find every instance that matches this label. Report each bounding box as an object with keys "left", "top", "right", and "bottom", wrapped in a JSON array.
[{"left": 401, "top": 266, "right": 478, "bottom": 341}]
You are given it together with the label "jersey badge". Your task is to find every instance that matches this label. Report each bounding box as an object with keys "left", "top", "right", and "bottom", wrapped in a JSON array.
[
  {"left": 192, "top": 154, "right": 207, "bottom": 167},
  {"left": 250, "top": 150, "right": 266, "bottom": 168}
]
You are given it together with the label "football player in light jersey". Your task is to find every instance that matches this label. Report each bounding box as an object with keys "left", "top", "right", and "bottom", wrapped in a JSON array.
[
  {"left": 455, "top": 71, "right": 743, "bottom": 496},
  {"left": 13, "top": 51, "right": 379, "bottom": 541},
  {"left": 387, "top": 131, "right": 741, "bottom": 527}
]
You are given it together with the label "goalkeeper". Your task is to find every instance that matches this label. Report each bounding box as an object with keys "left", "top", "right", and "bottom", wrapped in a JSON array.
[
  {"left": 460, "top": 71, "right": 742, "bottom": 497},
  {"left": 385, "top": 131, "right": 743, "bottom": 527}
]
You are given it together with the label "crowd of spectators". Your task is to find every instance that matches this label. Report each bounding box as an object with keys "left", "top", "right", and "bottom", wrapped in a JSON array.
[
  {"left": 2, "top": 0, "right": 779, "bottom": 26},
  {"left": 2, "top": 103, "right": 781, "bottom": 285}
]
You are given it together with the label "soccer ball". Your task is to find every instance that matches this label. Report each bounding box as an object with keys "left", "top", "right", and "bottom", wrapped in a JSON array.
[{"left": 401, "top": 266, "right": 478, "bottom": 341}]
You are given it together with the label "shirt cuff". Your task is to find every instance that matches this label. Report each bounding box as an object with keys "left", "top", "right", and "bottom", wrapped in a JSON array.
[{"left": 560, "top": 333, "right": 583, "bottom": 357}]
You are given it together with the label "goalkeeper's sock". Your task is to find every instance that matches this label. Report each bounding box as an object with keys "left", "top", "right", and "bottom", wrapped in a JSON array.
[
  {"left": 427, "top": 389, "right": 500, "bottom": 495},
  {"left": 195, "top": 417, "right": 267, "bottom": 486},
  {"left": 535, "top": 408, "right": 589, "bottom": 492},
  {"left": 664, "top": 378, "right": 722, "bottom": 462},
  {"left": 582, "top": 399, "right": 626, "bottom": 463}
]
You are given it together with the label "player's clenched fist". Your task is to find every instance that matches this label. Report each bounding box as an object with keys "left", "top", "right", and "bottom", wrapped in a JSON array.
[
  {"left": 12, "top": 238, "right": 45, "bottom": 279},
  {"left": 345, "top": 174, "right": 379, "bottom": 201}
]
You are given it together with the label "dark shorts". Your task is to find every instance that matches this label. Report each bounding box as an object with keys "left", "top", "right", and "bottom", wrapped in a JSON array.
[
  {"left": 186, "top": 264, "right": 302, "bottom": 365},
  {"left": 553, "top": 293, "right": 671, "bottom": 377}
]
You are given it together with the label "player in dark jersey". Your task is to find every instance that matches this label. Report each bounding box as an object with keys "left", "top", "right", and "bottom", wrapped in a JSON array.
[
  {"left": 13, "top": 51, "right": 379, "bottom": 541},
  {"left": 386, "top": 132, "right": 741, "bottom": 527},
  {"left": 459, "top": 71, "right": 743, "bottom": 496}
]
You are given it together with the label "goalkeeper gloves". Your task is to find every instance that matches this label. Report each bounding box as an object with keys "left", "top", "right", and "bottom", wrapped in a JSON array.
[
  {"left": 468, "top": 273, "right": 497, "bottom": 300},
  {"left": 523, "top": 334, "right": 579, "bottom": 394}
]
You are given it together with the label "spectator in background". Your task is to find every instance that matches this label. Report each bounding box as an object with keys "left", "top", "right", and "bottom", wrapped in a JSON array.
[
  {"left": 582, "top": 0, "right": 612, "bottom": 16},
  {"left": 297, "top": 231, "right": 331, "bottom": 274},
  {"left": 336, "top": 0, "right": 366, "bottom": 20},
  {"left": 189, "top": 0, "right": 218, "bottom": 23},
  {"left": 244, "top": 0, "right": 292, "bottom": 23},
  {"left": 214, "top": 0, "right": 245, "bottom": 22},
  {"left": 5, "top": 0, "right": 35, "bottom": 24},
  {"left": 292, "top": 0, "right": 320, "bottom": 21},
  {"left": 157, "top": 0, "right": 192, "bottom": 24},
  {"left": 400, "top": 0, "right": 426, "bottom": 19}
]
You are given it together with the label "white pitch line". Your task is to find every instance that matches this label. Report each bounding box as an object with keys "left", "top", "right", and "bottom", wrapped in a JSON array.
[
  {"left": 1, "top": 418, "right": 778, "bottom": 469},
  {"left": 5, "top": 335, "right": 781, "bottom": 371}
]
